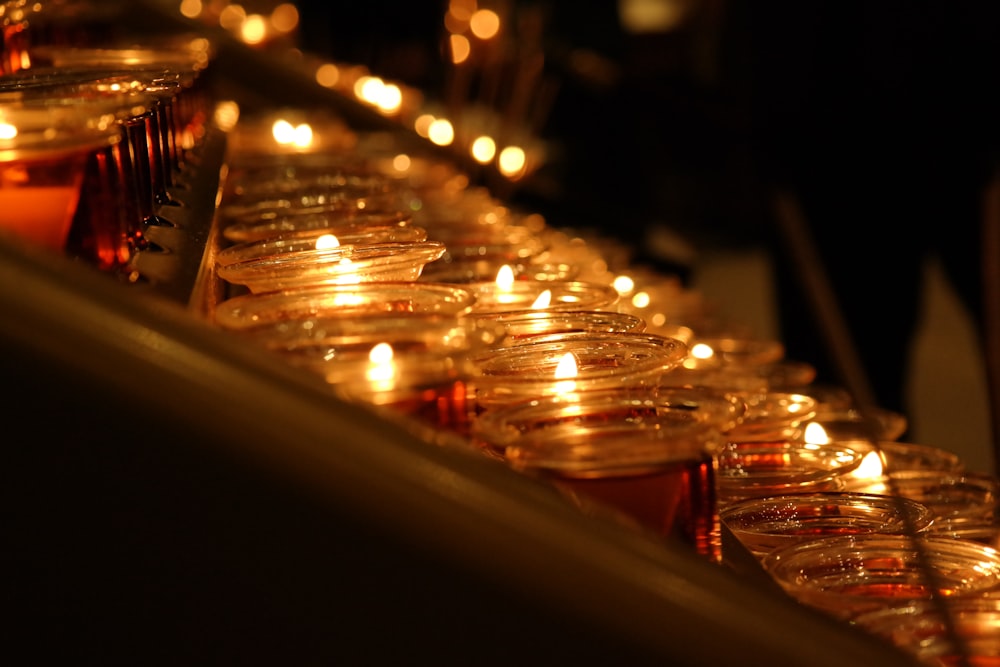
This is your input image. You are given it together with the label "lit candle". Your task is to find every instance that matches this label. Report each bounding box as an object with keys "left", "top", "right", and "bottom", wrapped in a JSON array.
[{"left": 470, "top": 331, "right": 689, "bottom": 410}]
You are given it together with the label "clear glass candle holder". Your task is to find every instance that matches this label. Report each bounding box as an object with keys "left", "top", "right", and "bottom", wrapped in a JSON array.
[
  {"left": 470, "top": 332, "right": 689, "bottom": 410},
  {"left": 1, "top": 99, "right": 124, "bottom": 255},
  {"left": 466, "top": 279, "right": 619, "bottom": 317},
  {"left": 804, "top": 404, "right": 909, "bottom": 443},
  {"left": 715, "top": 439, "right": 867, "bottom": 507},
  {"left": 720, "top": 491, "right": 935, "bottom": 560},
  {"left": 419, "top": 257, "right": 578, "bottom": 284},
  {"left": 218, "top": 169, "right": 405, "bottom": 224},
  {"left": 221, "top": 208, "right": 414, "bottom": 245},
  {"left": 725, "top": 391, "right": 819, "bottom": 444},
  {"left": 214, "top": 281, "right": 477, "bottom": 330},
  {"left": 483, "top": 310, "right": 646, "bottom": 343},
  {"left": 875, "top": 470, "right": 1000, "bottom": 528},
  {"left": 215, "top": 225, "right": 429, "bottom": 267},
  {"left": 853, "top": 598, "right": 1000, "bottom": 666},
  {"left": 495, "top": 404, "right": 727, "bottom": 561},
  {"left": 473, "top": 385, "right": 747, "bottom": 458},
  {"left": 215, "top": 240, "right": 447, "bottom": 293},
  {"left": 761, "top": 535, "right": 1000, "bottom": 621},
  {"left": 683, "top": 335, "right": 786, "bottom": 371}
]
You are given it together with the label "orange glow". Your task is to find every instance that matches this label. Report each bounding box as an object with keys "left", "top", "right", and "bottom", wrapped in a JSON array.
[
  {"left": 450, "top": 34, "right": 471, "bottom": 64},
  {"left": 315, "top": 63, "right": 340, "bottom": 88},
  {"left": 270, "top": 3, "right": 299, "bottom": 33},
  {"left": 469, "top": 9, "right": 500, "bottom": 39},
  {"left": 631, "top": 291, "right": 651, "bottom": 308},
  {"left": 414, "top": 113, "right": 435, "bottom": 137},
  {"left": 180, "top": 0, "right": 202, "bottom": 19},
  {"left": 427, "top": 118, "right": 455, "bottom": 146},
  {"left": 449, "top": 0, "right": 477, "bottom": 22},
  {"left": 391, "top": 154, "right": 412, "bottom": 172},
  {"left": 241, "top": 14, "right": 268, "bottom": 44},
  {"left": 219, "top": 4, "right": 246, "bottom": 31},
  {"left": 612, "top": 274, "right": 635, "bottom": 295},
  {"left": 375, "top": 83, "right": 403, "bottom": 114},
  {"left": 497, "top": 146, "right": 526, "bottom": 178},
  {"left": 470, "top": 135, "right": 496, "bottom": 163}
]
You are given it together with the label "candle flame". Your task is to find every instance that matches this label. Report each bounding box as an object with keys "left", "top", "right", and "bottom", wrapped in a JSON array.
[
  {"left": 803, "top": 422, "right": 829, "bottom": 444},
  {"left": 554, "top": 352, "right": 578, "bottom": 379},
  {"left": 530, "top": 289, "right": 552, "bottom": 309},
  {"left": 366, "top": 342, "right": 396, "bottom": 386},
  {"left": 315, "top": 234, "right": 340, "bottom": 250},
  {"left": 850, "top": 450, "right": 886, "bottom": 482},
  {"left": 690, "top": 343, "right": 715, "bottom": 360},
  {"left": 553, "top": 352, "right": 579, "bottom": 395},
  {"left": 495, "top": 264, "right": 515, "bottom": 292}
]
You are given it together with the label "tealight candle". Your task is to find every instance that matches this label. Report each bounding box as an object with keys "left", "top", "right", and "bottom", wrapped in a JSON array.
[
  {"left": 215, "top": 240, "right": 447, "bottom": 293},
  {"left": 221, "top": 209, "right": 414, "bottom": 244},
  {"left": 715, "top": 438, "right": 867, "bottom": 507},
  {"left": 720, "top": 491, "right": 934, "bottom": 560},
  {"left": 328, "top": 344, "right": 479, "bottom": 437},
  {"left": 215, "top": 225, "right": 429, "bottom": 267},
  {"left": 484, "top": 310, "right": 646, "bottom": 343},
  {"left": 465, "top": 269, "right": 619, "bottom": 318},
  {"left": 761, "top": 535, "right": 1000, "bottom": 620},
  {"left": 214, "top": 281, "right": 478, "bottom": 330},
  {"left": 481, "top": 389, "right": 733, "bottom": 560},
  {"left": 470, "top": 332, "right": 689, "bottom": 410}
]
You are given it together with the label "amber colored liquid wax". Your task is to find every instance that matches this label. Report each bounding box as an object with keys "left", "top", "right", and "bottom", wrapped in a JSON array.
[
  {"left": 383, "top": 379, "right": 475, "bottom": 438},
  {"left": 0, "top": 186, "right": 82, "bottom": 250},
  {"left": 550, "top": 454, "right": 720, "bottom": 562}
]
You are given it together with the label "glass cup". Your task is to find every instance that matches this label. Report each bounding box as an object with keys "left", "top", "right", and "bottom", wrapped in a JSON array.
[
  {"left": 220, "top": 208, "right": 414, "bottom": 245},
  {"left": 318, "top": 344, "right": 479, "bottom": 439},
  {"left": 469, "top": 331, "right": 689, "bottom": 411},
  {"left": 483, "top": 310, "right": 646, "bottom": 343},
  {"left": 720, "top": 491, "right": 935, "bottom": 560},
  {"left": 213, "top": 281, "right": 478, "bottom": 330},
  {"left": 1, "top": 99, "right": 125, "bottom": 261},
  {"left": 214, "top": 225, "right": 429, "bottom": 267},
  {"left": 215, "top": 240, "right": 448, "bottom": 293},
  {"left": 715, "top": 438, "right": 867, "bottom": 508},
  {"left": 493, "top": 398, "right": 728, "bottom": 561},
  {"left": 761, "top": 534, "right": 1000, "bottom": 620},
  {"left": 853, "top": 598, "right": 1000, "bottom": 667},
  {"left": 465, "top": 278, "right": 620, "bottom": 318}
]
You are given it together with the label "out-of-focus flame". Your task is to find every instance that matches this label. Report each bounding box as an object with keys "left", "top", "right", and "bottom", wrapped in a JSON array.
[
  {"left": 803, "top": 422, "right": 830, "bottom": 444},
  {"left": 612, "top": 274, "right": 635, "bottom": 296},
  {"left": 366, "top": 342, "right": 396, "bottom": 390},
  {"left": 530, "top": 289, "right": 552, "bottom": 309},
  {"left": 495, "top": 265, "right": 515, "bottom": 290},
  {"left": 315, "top": 234, "right": 340, "bottom": 250},
  {"left": 851, "top": 450, "right": 886, "bottom": 482},
  {"left": 553, "top": 352, "right": 579, "bottom": 395}
]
